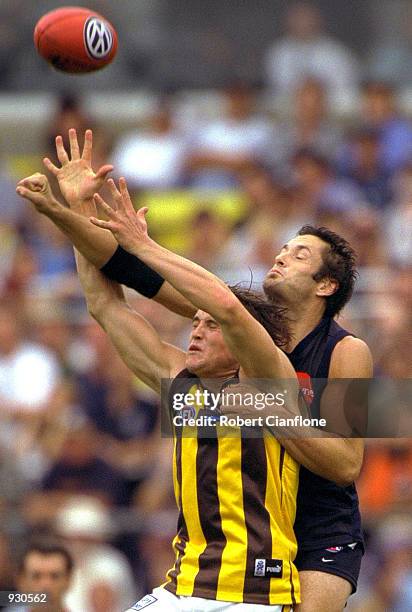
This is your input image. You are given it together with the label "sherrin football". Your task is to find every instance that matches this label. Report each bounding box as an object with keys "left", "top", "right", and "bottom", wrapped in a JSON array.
[{"left": 34, "top": 6, "right": 118, "bottom": 73}]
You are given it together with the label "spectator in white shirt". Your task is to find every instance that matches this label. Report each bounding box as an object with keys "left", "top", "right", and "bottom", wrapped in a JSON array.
[
  {"left": 264, "top": 2, "right": 359, "bottom": 104},
  {"left": 186, "top": 80, "right": 279, "bottom": 189},
  {"left": 112, "top": 98, "right": 188, "bottom": 190}
]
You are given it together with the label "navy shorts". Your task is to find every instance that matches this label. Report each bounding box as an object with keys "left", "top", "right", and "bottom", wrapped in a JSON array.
[{"left": 294, "top": 542, "right": 364, "bottom": 594}]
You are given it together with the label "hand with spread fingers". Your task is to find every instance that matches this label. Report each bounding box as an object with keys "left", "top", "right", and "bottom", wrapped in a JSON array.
[
  {"left": 43, "top": 128, "right": 113, "bottom": 206},
  {"left": 90, "top": 177, "right": 150, "bottom": 255},
  {"left": 16, "top": 172, "right": 58, "bottom": 215}
]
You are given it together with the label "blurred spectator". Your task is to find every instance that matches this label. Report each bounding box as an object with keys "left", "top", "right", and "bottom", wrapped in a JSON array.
[
  {"left": 186, "top": 81, "right": 277, "bottom": 188},
  {"left": 0, "top": 532, "right": 15, "bottom": 592},
  {"left": 367, "top": 6, "right": 412, "bottom": 88},
  {"left": 55, "top": 497, "right": 136, "bottom": 612},
  {"left": 76, "top": 350, "right": 159, "bottom": 503},
  {"left": 40, "top": 420, "right": 128, "bottom": 507},
  {"left": 25, "top": 214, "right": 76, "bottom": 284},
  {"left": 386, "top": 163, "right": 412, "bottom": 265},
  {"left": 350, "top": 513, "right": 412, "bottom": 612},
  {"left": 338, "top": 128, "right": 392, "bottom": 209},
  {"left": 215, "top": 165, "right": 310, "bottom": 282},
  {"left": 357, "top": 441, "right": 412, "bottom": 520},
  {"left": 45, "top": 93, "right": 90, "bottom": 162},
  {"left": 291, "top": 147, "right": 366, "bottom": 216},
  {"left": 358, "top": 81, "right": 412, "bottom": 174},
  {"left": 133, "top": 439, "right": 177, "bottom": 592},
  {"left": 264, "top": 2, "right": 359, "bottom": 103},
  {"left": 5, "top": 539, "right": 73, "bottom": 612},
  {"left": 186, "top": 209, "right": 230, "bottom": 269},
  {"left": 112, "top": 97, "right": 188, "bottom": 190},
  {"left": 279, "top": 77, "right": 343, "bottom": 162},
  {"left": 0, "top": 301, "right": 61, "bottom": 414},
  {"left": 0, "top": 162, "right": 27, "bottom": 227}
]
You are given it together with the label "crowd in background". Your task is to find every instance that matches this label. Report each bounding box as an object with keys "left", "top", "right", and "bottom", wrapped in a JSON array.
[{"left": 0, "top": 2, "right": 411, "bottom": 611}]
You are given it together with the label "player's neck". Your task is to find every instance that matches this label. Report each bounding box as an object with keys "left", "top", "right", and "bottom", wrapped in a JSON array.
[{"left": 286, "top": 300, "right": 326, "bottom": 353}]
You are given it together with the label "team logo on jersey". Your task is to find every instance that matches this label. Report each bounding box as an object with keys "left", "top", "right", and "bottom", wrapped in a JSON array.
[
  {"left": 254, "top": 558, "right": 283, "bottom": 578},
  {"left": 254, "top": 559, "right": 266, "bottom": 576},
  {"left": 296, "top": 371, "right": 315, "bottom": 405},
  {"left": 84, "top": 17, "right": 113, "bottom": 59},
  {"left": 131, "top": 594, "right": 158, "bottom": 609}
]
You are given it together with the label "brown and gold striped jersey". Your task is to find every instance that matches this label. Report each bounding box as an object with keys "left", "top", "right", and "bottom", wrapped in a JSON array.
[{"left": 163, "top": 371, "right": 300, "bottom": 606}]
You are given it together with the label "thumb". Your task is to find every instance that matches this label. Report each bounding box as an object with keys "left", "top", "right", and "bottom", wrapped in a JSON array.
[
  {"left": 95, "top": 164, "right": 114, "bottom": 181},
  {"left": 137, "top": 206, "right": 149, "bottom": 217},
  {"left": 16, "top": 185, "right": 43, "bottom": 203}
]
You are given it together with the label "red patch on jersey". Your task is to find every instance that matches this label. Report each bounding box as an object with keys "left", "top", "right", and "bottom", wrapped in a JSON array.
[{"left": 296, "top": 371, "right": 315, "bottom": 405}]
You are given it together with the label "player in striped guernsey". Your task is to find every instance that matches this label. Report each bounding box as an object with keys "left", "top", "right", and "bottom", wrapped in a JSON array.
[
  {"left": 82, "top": 179, "right": 301, "bottom": 610},
  {"left": 18, "top": 171, "right": 301, "bottom": 609}
]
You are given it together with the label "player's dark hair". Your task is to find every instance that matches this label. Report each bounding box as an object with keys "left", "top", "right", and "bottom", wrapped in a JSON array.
[
  {"left": 297, "top": 225, "right": 357, "bottom": 317},
  {"left": 229, "top": 285, "right": 291, "bottom": 348},
  {"left": 18, "top": 539, "right": 74, "bottom": 574}
]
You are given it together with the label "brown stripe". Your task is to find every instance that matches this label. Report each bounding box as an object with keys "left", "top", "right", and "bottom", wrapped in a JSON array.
[
  {"left": 279, "top": 446, "right": 285, "bottom": 505},
  {"left": 193, "top": 430, "right": 225, "bottom": 597},
  {"left": 241, "top": 436, "right": 272, "bottom": 603}
]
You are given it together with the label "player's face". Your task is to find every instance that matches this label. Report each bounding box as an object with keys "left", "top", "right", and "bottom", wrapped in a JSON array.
[
  {"left": 186, "top": 311, "right": 239, "bottom": 378},
  {"left": 263, "top": 235, "right": 328, "bottom": 305},
  {"left": 19, "top": 552, "right": 71, "bottom": 606}
]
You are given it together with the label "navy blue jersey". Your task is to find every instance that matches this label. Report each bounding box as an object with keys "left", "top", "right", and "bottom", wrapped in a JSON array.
[{"left": 286, "top": 317, "right": 364, "bottom": 551}]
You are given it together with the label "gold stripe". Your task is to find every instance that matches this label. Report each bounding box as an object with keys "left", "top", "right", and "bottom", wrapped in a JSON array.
[
  {"left": 264, "top": 436, "right": 300, "bottom": 604},
  {"left": 216, "top": 433, "right": 248, "bottom": 602},
  {"left": 176, "top": 434, "right": 207, "bottom": 594}
]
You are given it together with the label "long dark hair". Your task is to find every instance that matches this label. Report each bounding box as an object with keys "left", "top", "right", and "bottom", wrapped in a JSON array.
[{"left": 229, "top": 284, "right": 291, "bottom": 349}]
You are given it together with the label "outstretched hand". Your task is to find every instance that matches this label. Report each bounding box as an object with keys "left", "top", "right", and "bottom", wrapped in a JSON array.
[
  {"left": 90, "top": 177, "right": 150, "bottom": 254},
  {"left": 43, "top": 128, "right": 113, "bottom": 205},
  {"left": 16, "top": 172, "right": 57, "bottom": 215}
]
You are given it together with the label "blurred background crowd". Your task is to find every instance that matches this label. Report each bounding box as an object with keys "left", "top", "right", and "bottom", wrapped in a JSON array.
[{"left": 0, "top": 1, "right": 411, "bottom": 610}]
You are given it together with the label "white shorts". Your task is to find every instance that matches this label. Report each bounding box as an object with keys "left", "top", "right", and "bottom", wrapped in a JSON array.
[{"left": 125, "top": 586, "right": 292, "bottom": 611}]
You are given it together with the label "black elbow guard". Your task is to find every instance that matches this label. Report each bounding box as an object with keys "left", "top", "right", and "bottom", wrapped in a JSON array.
[{"left": 100, "top": 246, "right": 165, "bottom": 298}]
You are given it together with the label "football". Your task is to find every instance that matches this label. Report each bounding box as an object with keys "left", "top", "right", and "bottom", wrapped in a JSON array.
[{"left": 34, "top": 6, "right": 118, "bottom": 73}]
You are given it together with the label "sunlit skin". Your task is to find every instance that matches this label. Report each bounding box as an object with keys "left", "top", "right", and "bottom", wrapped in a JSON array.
[
  {"left": 263, "top": 234, "right": 337, "bottom": 307},
  {"left": 19, "top": 552, "right": 71, "bottom": 610},
  {"left": 185, "top": 310, "right": 239, "bottom": 379}
]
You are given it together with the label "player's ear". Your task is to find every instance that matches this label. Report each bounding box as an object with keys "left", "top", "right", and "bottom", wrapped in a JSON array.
[{"left": 316, "top": 276, "right": 338, "bottom": 297}]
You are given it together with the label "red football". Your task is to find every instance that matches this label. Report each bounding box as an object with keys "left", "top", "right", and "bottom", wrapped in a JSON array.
[{"left": 34, "top": 6, "right": 118, "bottom": 73}]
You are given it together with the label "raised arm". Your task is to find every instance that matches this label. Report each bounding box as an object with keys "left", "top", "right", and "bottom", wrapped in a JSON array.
[
  {"left": 74, "top": 250, "right": 186, "bottom": 393},
  {"left": 16, "top": 153, "right": 194, "bottom": 318},
  {"left": 90, "top": 178, "right": 295, "bottom": 381}
]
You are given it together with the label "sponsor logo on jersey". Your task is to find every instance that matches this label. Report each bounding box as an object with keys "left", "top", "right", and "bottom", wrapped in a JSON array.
[
  {"left": 131, "top": 594, "right": 158, "bottom": 609},
  {"left": 254, "top": 558, "right": 283, "bottom": 577},
  {"left": 84, "top": 17, "right": 113, "bottom": 59},
  {"left": 322, "top": 558, "right": 334, "bottom": 563},
  {"left": 325, "top": 546, "right": 344, "bottom": 553}
]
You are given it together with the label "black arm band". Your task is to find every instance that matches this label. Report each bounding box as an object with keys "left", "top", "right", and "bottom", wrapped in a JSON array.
[{"left": 100, "top": 246, "right": 165, "bottom": 298}]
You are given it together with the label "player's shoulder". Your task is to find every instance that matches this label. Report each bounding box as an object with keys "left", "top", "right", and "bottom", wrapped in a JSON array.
[{"left": 330, "top": 335, "right": 373, "bottom": 377}]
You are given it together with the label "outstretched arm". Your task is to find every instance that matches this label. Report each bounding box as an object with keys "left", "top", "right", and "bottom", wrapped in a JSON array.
[
  {"left": 90, "top": 178, "right": 295, "bottom": 381},
  {"left": 74, "top": 250, "right": 186, "bottom": 393},
  {"left": 16, "top": 165, "right": 194, "bottom": 317}
]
